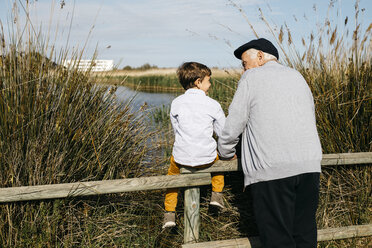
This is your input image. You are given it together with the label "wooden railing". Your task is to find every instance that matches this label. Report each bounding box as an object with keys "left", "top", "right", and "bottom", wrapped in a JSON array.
[
  {"left": 180, "top": 152, "right": 372, "bottom": 174},
  {"left": 0, "top": 173, "right": 211, "bottom": 203},
  {"left": 182, "top": 224, "right": 372, "bottom": 248},
  {"left": 180, "top": 152, "right": 372, "bottom": 244},
  {"left": 0, "top": 152, "right": 371, "bottom": 246}
]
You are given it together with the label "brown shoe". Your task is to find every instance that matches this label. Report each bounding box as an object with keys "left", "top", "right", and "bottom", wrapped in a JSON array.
[
  {"left": 162, "top": 211, "right": 176, "bottom": 229},
  {"left": 210, "top": 191, "right": 225, "bottom": 208}
]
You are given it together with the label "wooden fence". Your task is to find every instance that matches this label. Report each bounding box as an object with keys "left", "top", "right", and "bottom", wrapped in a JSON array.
[{"left": 0, "top": 152, "right": 371, "bottom": 247}]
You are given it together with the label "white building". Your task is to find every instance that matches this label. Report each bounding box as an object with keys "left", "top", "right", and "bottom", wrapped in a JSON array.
[{"left": 63, "top": 59, "right": 114, "bottom": 71}]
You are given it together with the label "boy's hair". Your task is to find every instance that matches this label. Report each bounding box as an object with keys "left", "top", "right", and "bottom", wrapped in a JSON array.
[{"left": 177, "top": 62, "right": 211, "bottom": 90}]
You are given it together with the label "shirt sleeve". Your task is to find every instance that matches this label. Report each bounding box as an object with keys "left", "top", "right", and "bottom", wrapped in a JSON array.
[
  {"left": 170, "top": 103, "right": 178, "bottom": 136},
  {"left": 218, "top": 74, "right": 250, "bottom": 158},
  {"left": 213, "top": 104, "right": 226, "bottom": 138}
]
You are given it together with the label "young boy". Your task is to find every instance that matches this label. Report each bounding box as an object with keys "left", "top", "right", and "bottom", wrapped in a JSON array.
[{"left": 163, "top": 62, "right": 226, "bottom": 229}]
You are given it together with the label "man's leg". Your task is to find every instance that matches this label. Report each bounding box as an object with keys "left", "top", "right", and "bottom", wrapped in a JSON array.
[
  {"left": 293, "top": 173, "right": 320, "bottom": 248},
  {"left": 250, "top": 176, "right": 297, "bottom": 248}
]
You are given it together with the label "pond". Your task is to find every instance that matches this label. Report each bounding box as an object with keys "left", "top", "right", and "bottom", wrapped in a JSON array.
[{"left": 113, "top": 86, "right": 177, "bottom": 110}]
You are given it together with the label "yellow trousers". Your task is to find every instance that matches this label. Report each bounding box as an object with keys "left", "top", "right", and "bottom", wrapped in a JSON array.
[{"left": 164, "top": 155, "right": 224, "bottom": 212}]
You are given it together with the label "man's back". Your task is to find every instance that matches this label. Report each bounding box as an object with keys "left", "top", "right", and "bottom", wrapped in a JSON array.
[
  {"left": 220, "top": 61, "right": 322, "bottom": 186},
  {"left": 245, "top": 61, "right": 322, "bottom": 166},
  {"left": 223, "top": 38, "right": 321, "bottom": 248}
]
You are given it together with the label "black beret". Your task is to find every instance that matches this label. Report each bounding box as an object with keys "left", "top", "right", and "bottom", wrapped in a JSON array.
[{"left": 234, "top": 38, "right": 279, "bottom": 60}]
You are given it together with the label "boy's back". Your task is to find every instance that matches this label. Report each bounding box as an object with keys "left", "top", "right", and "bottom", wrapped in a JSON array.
[
  {"left": 162, "top": 61, "right": 226, "bottom": 229},
  {"left": 171, "top": 88, "right": 225, "bottom": 166}
]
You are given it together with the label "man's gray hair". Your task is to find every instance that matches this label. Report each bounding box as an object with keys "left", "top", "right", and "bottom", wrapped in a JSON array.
[{"left": 245, "top": 48, "right": 277, "bottom": 61}]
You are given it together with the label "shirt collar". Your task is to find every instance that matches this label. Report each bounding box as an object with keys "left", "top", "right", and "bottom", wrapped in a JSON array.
[{"left": 185, "top": 88, "right": 206, "bottom": 96}]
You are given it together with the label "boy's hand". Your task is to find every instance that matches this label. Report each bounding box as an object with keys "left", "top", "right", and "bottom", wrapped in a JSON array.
[{"left": 219, "top": 154, "right": 237, "bottom": 161}]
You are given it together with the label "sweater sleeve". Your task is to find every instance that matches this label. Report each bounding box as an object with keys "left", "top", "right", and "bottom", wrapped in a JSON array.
[{"left": 218, "top": 74, "right": 250, "bottom": 158}]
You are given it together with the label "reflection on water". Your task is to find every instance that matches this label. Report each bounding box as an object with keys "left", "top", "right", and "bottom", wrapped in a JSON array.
[{"left": 113, "top": 86, "right": 177, "bottom": 110}]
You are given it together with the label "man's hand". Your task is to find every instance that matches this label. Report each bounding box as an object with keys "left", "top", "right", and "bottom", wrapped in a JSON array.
[{"left": 219, "top": 154, "right": 237, "bottom": 161}]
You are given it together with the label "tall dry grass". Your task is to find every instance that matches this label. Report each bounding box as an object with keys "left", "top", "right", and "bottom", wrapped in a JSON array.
[
  {"left": 0, "top": 2, "right": 164, "bottom": 247},
  {"left": 150, "top": 1, "right": 372, "bottom": 247},
  {"left": 0, "top": 0, "right": 370, "bottom": 247},
  {"left": 211, "top": 1, "right": 371, "bottom": 247}
]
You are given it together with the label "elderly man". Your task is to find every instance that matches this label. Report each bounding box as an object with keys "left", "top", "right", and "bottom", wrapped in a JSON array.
[{"left": 218, "top": 38, "right": 322, "bottom": 248}]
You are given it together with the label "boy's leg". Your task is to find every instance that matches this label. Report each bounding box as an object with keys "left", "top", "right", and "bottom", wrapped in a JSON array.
[
  {"left": 211, "top": 173, "right": 224, "bottom": 192},
  {"left": 210, "top": 173, "right": 224, "bottom": 208},
  {"left": 164, "top": 156, "right": 180, "bottom": 212},
  {"left": 211, "top": 156, "right": 224, "bottom": 192},
  {"left": 210, "top": 156, "right": 225, "bottom": 208},
  {"left": 192, "top": 156, "right": 224, "bottom": 192}
]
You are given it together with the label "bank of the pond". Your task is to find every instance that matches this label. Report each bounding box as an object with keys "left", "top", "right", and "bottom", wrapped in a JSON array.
[
  {"left": 99, "top": 75, "right": 240, "bottom": 112},
  {"left": 111, "top": 85, "right": 177, "bottom": 110}
]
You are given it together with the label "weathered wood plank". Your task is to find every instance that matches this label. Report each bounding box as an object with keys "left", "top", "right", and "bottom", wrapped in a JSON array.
[
  {"left": 180, "top": 152, "right": 372, "bottom": 174},
  {"left": 317, "top": 224, "right": 372, "bottom": 241},
  {"left": 180, "top": 159, "right": 238, "bottom": 174},
  {"left": 184, "top": 187, "right": 200, "bottom": 244},
  {"left": 321, "top": 152, "right": 372, "bottom": 166},
  {"left": 181, "top": 224, "right": 372, "bottom": 248},
  {"left": 0, "top": 174, "right": 211, "bottom": 203},
  {"left": 182, "top": 237, "right": 260, "bottom": 248}
]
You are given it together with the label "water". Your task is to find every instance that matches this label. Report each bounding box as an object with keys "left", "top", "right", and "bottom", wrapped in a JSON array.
[
  {"left": 111, "top": 86, "right": 175, "bottom": 169},
  {"left": 113, "top": 86, "right": 177, "bottom": 110}
]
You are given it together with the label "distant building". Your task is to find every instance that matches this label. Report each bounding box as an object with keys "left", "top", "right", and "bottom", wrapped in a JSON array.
[{"left": 63, "top": 59, "right": 114, "bottom": 71}]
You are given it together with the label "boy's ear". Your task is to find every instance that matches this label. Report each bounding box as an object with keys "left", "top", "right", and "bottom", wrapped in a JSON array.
[{"left": 194, "top": 78, "right": 201, "bottom": 87}]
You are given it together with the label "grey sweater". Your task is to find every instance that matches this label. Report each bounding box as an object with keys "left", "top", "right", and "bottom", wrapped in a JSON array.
[{"left": 218, "top": 61, "right": 322, "bottom": 186}]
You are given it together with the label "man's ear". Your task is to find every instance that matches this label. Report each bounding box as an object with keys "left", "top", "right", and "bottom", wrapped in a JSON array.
[{"left": 257, "top": 51, "right": 265, "bottom": 65}]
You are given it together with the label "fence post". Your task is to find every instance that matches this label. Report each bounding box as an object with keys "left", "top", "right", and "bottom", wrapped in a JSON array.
[{"left": 184, "top": 186, "right": 200, "bottom": 244}]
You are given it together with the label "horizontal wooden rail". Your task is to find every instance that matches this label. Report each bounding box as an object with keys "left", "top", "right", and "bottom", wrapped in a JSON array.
[
  {"left": 182, "top": 224, "right": 372, "bottom": 248},
  {"left": 180, "top": 152, "right": 372, "bottom": 174},
  {"left": 0, "top": 173, "right": 211, "bottom": 203},
  {"left": 180, "top": 152, "right": 372, "bottom": 244},
  {"left": 321, "top": 152, "right": 372, "bottom": 166},
  {"left": 0, "top": 152, "right": 370, "bottom": 245}
]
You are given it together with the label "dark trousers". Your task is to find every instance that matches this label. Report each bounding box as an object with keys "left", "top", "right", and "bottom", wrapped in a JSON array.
[{"left": 250, "top": 172, "right": 320, "bottom": 248}]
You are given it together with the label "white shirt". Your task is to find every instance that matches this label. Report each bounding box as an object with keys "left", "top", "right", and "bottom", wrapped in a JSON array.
[{"left": 171, "top": 88, "right": 226, "bottom": 166}]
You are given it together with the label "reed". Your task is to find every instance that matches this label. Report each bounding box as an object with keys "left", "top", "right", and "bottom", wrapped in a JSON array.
[
  {"left": 105, "top": 74, "right": 240, "bottom": 114},
  {"left": 206, "top": 1, "right": 371, "bottom": 247},
  {"left": 0, "top": 0, "right": 370, "bottom": 247},
  {"left": 104, "top": 75, "right": 182, "bottom": 93},
  {"left": 0, "top": 2, "right": 162, "bottom": 246},
  {"left": 262, "top": 5, "right": 372, "bottom": 246},
  {"left": 150, "top": 1, "right": 372, "bottom": 247}
]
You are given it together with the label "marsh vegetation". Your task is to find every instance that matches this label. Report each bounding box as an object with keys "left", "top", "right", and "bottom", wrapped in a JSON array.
[{"left": 0, "top": 0, "right": 370, "bottom": 247}]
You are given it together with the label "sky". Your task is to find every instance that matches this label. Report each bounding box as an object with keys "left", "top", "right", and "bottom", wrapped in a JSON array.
[{"left": 0, "top": 0, "right": 371, "bottom": 68}]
